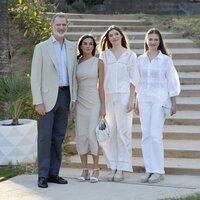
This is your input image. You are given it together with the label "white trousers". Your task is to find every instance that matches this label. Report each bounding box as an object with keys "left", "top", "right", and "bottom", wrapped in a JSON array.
[
  {"left": 101, "top": 93, "right": 133, "bottom": 172},
  {"left": 139, "top": 101, "right": 165, "bottom": 174}
]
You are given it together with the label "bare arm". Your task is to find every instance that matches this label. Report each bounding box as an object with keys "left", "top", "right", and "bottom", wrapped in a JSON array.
[
  {"left": 135, "top": 97, "right": 139, "bottom": 115},
  {"left": 171, "top": 96, "right": 177, "bottom": 115},
  {"left": 127, "top": 84, "right": 135, "bottom": 113},
  {"left": 98, "top": 59, "right": 106, "bottom": 118}
]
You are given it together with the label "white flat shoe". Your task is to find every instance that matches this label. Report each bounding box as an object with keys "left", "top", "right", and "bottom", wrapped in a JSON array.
[
  {"left": 141, "top": 172, "right": 152, "bottom": 183},
  {"left": 107, "top": 169, "right": 116, "bottom": 181},
  {"left": 113, "top": 170, "right": 124, "bottom": 182},
  {"left": 148, "top": 173, "right": 164, "bottom": 183}
]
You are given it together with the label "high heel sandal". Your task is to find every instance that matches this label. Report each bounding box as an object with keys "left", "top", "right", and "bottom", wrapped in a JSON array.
[
  {"left": 90, "top": 168, "right": 99, "bottom": 183},
  {"left": 78, "top": 168, "right": 90, "bottom": 182}
]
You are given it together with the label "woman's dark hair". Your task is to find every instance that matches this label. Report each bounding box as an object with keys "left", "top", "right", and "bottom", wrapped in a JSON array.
[
  {"left": 144, "top": 28, "right": 169, "bottom": 56},
  {"left": 99, "top": 25, "right": 129, "bottom": 51},
  {"left": 77, "top": 34, "right": 97, "bottom": 59}
]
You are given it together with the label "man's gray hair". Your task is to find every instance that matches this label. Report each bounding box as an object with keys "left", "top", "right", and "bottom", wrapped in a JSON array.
[{"left": 51, "top": 13, "right": 68, "bottom": 24}]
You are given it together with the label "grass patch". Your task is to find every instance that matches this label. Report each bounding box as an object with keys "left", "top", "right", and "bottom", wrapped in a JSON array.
[
  {"left": 0, "top": 162, "right": 37, "bottom": 182},
  {"left": 162, "top": 193, "right": 200, "bottom": 200},
  {"left": 0, "top": 166, "right": 25, "bottom": 182}
]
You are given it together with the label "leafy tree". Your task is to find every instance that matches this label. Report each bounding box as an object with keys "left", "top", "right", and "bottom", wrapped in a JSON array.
[{"left": 8, "top": 0, "right": 55, "bottom": 44}]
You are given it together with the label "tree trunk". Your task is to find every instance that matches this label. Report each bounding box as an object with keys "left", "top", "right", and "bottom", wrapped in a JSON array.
[
  {"left": 0, "top": 0, "right": 10, "bottom": 119},
  {"left": 0, "top": 0, "right": 11, "bottom": 75}
]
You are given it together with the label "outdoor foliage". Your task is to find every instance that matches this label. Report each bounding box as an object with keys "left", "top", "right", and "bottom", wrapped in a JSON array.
[
  {"left": 171, "top": 16, "right": 200, "bottom": 43},
  {"left": 83, "top": 0, "right": 104, "bottom": 6},
  {"left": 0, "top": 165, "right": 25, "bottom": 182},
  {"left": 157, "top": 15, "right": 200, "bottom": 47},
  {"left": 0, "top": 74, "right": 34, "bottom": 125},
  {"left": 163, "top": 193, "right": 200, "bottom": 200},
  {"left": 8, "top": 0, "right": 55, "bottom": 44},
  {"left": 0, "top": 161, "right": 37, "bottom": 182},
  {"left": 66, "top": 0, "right": 104, "bottom": 6},
  {"left": 58, "top": 0, "right": 104, "bottom": 12}
]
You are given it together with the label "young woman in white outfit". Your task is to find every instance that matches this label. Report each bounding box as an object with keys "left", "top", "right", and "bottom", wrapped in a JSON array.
[
  {"left": 99, "top": 25, "right": 139, "bottom": 181},
  {"left": 135, "top": 28, "right": 181, "bottom": 183}
]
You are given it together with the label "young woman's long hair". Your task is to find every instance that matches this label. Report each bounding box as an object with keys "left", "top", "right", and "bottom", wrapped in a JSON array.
[
  {"left": 98, "top": 25, "right": 129, "bottom": 51},
  {"left": 144, "top": 28, "right": 169, "bottom": 56},
  {"left": 77, "top": 34, "right": 97, "bottom": 59}
]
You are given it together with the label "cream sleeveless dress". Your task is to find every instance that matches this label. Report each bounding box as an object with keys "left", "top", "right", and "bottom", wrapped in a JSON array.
[{"left": 75, "top": 57, "right": 100, "bottom": 155}]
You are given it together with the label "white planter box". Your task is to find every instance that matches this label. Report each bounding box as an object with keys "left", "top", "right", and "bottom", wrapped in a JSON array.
[{"left": 0, "top": 119, "right": 37, "bottom": 165}]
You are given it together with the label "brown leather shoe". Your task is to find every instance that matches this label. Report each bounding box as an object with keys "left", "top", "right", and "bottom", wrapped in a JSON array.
[
  {"left": 38, "top": 177, "right": 48, "bottom": 188},
  {"left": 48, "top": 176, "right": 68, "bottom": 184}
]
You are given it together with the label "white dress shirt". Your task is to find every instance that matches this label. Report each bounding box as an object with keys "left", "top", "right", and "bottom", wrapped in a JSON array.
[
  {"left": 100, "top": 49, "right": 139, "bottom": 94},
  {"left": 51, "top": 36, "right": 69, "bottom": 86},
  {"left": 137, "top": 51, "right": 181, "bottom": 103}
]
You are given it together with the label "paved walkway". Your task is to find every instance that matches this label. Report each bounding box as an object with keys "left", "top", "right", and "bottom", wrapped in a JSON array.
[{"left": 0, "top": 168, "right": 200, "bottom": 200}]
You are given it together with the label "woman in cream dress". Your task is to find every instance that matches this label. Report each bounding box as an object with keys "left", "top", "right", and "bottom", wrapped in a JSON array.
[{"left": 75, "top": 35, "right": 105, "bottom": 183}]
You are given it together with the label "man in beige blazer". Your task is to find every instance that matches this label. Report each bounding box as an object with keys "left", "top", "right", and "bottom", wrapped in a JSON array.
[{"left": 31, "top": 13, "right": 77, "bottom": 188}]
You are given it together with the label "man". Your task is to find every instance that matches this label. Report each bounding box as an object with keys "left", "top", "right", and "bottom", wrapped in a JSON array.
[{"left": 31, "top": 13, "right": 77, "bottom": 188}]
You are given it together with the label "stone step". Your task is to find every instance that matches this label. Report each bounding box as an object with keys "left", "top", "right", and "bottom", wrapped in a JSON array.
[
  {"left": 133, "top": 111, "right": 200, "bottom": 125},
  {"left": 134, "top": 48, "right": 200, "bottom": 60},
  {"left": 180, "top": 84, "right": 200, "bottom": 97},
  {"left": 67, "top": 29, "right": 180, "bottom": 39},
  {"left": 177, "top": 97, "right": 200, "bottom": 110},
  {"left": 62, "top": 155, "right": 200, "bottom": 175},
  {"left": 65, "top": 124, "right": 200, "bottom": 142},
  {"left": 169, "top": 60, "right": 200, "bottom": 73},
  {"left": 132, "top": 124, "right": 200, "bottom": 140},
  {"left": 65, "top": 124, "right": 200, "bottom": 143},
  {"left": 132, "top": 39, "right": 196, "bottom": 48},
  {"left": 93, "top": 54, "right": 200, "bottom": 70},
  {"left": 64, "top": 138, "right": 200, "bottom": 159},
  {"left": 179, "top": 72, "right": 200, "bottom": 84},
  {"left": 48, "top": 13, "right": 147, "bottom": 20},
  {"left": 68, "top": 18, "right": 150, "bottom": 26},
  {"left": 66, "top": 32, "right": 196, "bottom": 48},
  {"left": 95, "top": 49, "right": 200, "bottom": 61},
  {"left": 133, "top": 139, "right": 200, "bottom": 158}
]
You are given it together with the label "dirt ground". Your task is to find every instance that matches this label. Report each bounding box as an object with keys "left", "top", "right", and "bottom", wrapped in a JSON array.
[{"left": 9, "top": 21, "right": 33, "bottom": 74}]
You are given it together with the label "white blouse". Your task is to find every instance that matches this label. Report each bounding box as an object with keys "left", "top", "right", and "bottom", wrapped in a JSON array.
[
  {"left": 137, "top": 51, "right": 181, "bottom": 103},
  {"left": 100, "top": 49, "right": 139, "bottom": 94}
]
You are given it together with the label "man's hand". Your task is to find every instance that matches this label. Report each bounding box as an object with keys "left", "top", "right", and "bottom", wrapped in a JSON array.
[
  {"left": 70, "top": 101, "right": 76, "bottom": 112},
  {"left": 36, "top": 104, "right": 46, "bottom": 116}
]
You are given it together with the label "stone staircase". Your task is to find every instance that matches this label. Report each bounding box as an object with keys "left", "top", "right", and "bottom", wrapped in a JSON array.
[{"left": 61, "top": 14, "right": 200, "bottom": 175}]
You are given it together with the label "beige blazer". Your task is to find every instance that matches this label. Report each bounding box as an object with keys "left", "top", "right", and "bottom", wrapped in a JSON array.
[{"left": 31, "top": 37, "right": 77, "bottom": 112}]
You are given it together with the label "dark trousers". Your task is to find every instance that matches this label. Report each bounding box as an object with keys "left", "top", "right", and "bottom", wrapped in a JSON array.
[{"left": 38, "top": 87, "right": 70, "bottom": 178}]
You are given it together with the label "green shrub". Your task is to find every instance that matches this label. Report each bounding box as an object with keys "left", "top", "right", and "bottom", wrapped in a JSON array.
[
  {"left": 83, "top": 0, "right": 104, "bottom": 6},
  {"left": 71, "top": 1, "right": 86, "bottom": 11},
  {"left": 0, "top": 74, "right": 34, "bottom": 125}
]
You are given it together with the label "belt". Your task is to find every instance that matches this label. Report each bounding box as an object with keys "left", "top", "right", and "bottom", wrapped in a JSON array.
[{"left": 59, "top": 86, "right": 69, "bottom": 90}]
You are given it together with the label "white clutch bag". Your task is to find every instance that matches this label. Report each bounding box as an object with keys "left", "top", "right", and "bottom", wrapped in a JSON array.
[
  {"left": 95, "top": 118, "right": 110, "bottom": 143},
  {"left": 162, "top": 98, "right": 172, "bottom": 118}
]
